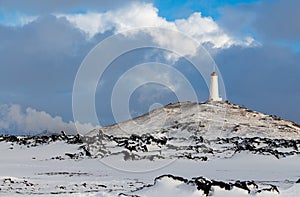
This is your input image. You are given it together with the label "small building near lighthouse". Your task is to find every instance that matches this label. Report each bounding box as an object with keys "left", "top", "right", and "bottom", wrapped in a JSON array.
[{"left": 209, "top": 72, "right": 222, "bottom": 101}]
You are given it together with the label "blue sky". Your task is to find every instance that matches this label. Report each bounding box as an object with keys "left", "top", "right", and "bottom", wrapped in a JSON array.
[
  {"left": 154, "top": 0, "right": 260, "bottom": 20},
  {"left": 0, "top": 0, "right": 299, "bottom": 134}
]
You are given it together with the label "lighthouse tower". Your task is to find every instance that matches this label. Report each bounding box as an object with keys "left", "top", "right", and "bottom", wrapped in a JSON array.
[{"left": 209, "top": 72, "right": 222, "bottom": 101}]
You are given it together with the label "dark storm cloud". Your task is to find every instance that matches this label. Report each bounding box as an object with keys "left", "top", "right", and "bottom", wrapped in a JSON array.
[
  {"left": 255, "top": 0, "right": 300, "bottom": 42},
  {"left": 219, "top": 0, "right": 300, "bottom": 43},
  {"left": 0, "top": 0, "right": 149, "bottom": 14},
  {"left": 0, "top": 14, "right": 113, "bottom": 120},
  {"left": 215, "top": 45, "right": 300, "bottom": 123}
]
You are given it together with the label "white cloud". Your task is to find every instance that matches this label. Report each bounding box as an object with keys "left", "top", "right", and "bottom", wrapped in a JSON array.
[
  {"left": 175, "top": 12, "right": 233, "bottom": 48},
  {"left": 19, "top": 15, "right": 38, "bottom": 26},
  {"left": 0, "top": 104, "right": 95, "bottom": 135},
  {"left": 57, "top": 3, "right": 175, "bottom": 38},
  {"left": 56, "top": 2, "right": 257, "bottom": 50},
  {"left": 57, "top": 12, "right": 105, "bottom": 37}
]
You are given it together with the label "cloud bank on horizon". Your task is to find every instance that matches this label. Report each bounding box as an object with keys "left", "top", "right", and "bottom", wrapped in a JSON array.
[
  {"left": 0, "top": 0, "right": 299, "bottom": 134},
  {"left": 0, "top": 104, "right": 95, "bottom": 135}
]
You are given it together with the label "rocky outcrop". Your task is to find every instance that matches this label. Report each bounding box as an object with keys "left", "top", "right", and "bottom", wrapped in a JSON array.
[{"left": 129, "top": 174, "right": 280, "bottom": 196}]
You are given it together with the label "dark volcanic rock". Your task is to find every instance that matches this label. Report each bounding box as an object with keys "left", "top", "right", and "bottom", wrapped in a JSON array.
[
  {"left": 233, "top": 180, "right": 250, "bottom": 193},
  {"left": 131, "top": 175, "right": 280, "bottom": 196},
  {"left": 2, "top": 129, "right": 300, "bottom": 161}
]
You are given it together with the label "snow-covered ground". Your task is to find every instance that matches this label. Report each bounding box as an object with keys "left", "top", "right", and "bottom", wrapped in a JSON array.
[{"left": 1, "top": 102, "right": 300, "bottom": 196}]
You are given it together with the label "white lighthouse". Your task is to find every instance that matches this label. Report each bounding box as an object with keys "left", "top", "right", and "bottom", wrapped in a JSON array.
[{"left": 209, "top": 72, "right": 222, "bottom": 101}]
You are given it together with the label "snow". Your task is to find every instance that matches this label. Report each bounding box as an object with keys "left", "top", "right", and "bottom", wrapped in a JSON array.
[
  {"left": 133, "top": 181, "right": 300, "bottom": 197},
  {"left": 0, "top": 138, "right": 299, "bottom": 196},
  {"left": 1, "top": 102, "right": 300, "bottom": 196},
  {"left": 132, "top": 176, "right": 204, "bottom": 197},
  {"left": 87, "top": 102, "right": 300, "bottom": 139}
]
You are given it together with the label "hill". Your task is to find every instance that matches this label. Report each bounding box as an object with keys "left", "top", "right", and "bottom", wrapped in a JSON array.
[{"left": 87, "top": 101, "right": 300, "bottom": 139}]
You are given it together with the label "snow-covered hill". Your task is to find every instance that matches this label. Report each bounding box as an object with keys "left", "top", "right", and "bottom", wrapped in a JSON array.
[{"left": 88, "top": 101, "right": 300, "bottom": 139}]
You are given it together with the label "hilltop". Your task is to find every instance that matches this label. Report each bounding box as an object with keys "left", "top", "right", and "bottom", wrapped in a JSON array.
[{"left": 87, "top": 101, "right": 300, "bottom": 139}]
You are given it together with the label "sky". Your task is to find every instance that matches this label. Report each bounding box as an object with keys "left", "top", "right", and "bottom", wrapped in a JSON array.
[{"left": 0, "top": 0, "right": 299, "bottom": 135}]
